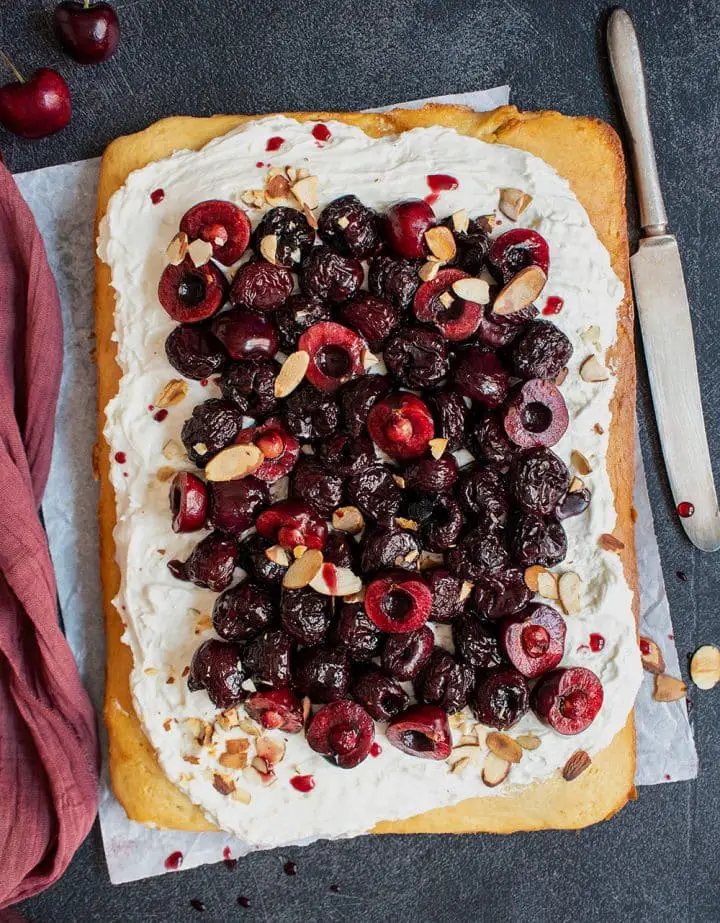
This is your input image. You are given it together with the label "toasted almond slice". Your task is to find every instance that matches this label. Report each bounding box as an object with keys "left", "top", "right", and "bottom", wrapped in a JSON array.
[
  {"left": 689, "top": 645, "right": 720, "bottom": 690},
  {"left": 241, "top": 189, "right": 265, "bottom": 208},
  {"left": 580, "top": 355, "right": 610, "bottom": 383},
  {"left": 302, "top": 696, "right": 312, "bottom": 726},
  {"left": 362, "top": 349, "right": 380, "bottom": 370},
  {"left": 156, "top": 466, "right": 176, "bottom": 482},
  {"left": 193, "top": 442, "right": 208, "bottom": 457},
  {"left": 217, "top": 708, "right": 241, "bottom": 730},
  {"left": 429, "top": 437, "right": 448, "bottom": 459},
  {"left": 537, "top": 570, "right": 559, "bottom": 600},
  {"left": 156, "top": 378, "right": 188, "bottom": 408},
  {"left": 282, "top": 548, "right": 323, "bottom": 589},
  {"left": 486, "top": 732, "right": 523, "bottom": 764},
  {"left": 212, "top": 773, "right": 236, "bottom": 795},
  {"left": 332, "top": 506, "right": 365, "bottom": 535},
  {"left": 571, "top": 449, "right": 592, "bottom": 475},
  {"left": 166, "top": 231, "right": 189, "bottom": 264},
  {"left": 419, "top": 260, "right": 442, "bottom": 282},
  {"left": 516, "top": 733, "right": 541, "bottom": 751},
  {"left": 555, "top": 366, "right": 569, "bottom": 386},
  {"left": 581, "top": 324, "right": 602, "bottom": 348},
  {"left": 450, "top": 756, "right": 472, "bottom": 775},
  {"left": 459, "top": 580, "right": 474, "bottom": 602},
  {"left": 639, "top": 636, "right": 666, "bottom": 674},
  {"left": 481, "top": 751, "right": 511, "bottom": 787},
  {"left": 274, "top": 350, "right": 310, "bottom": 398},
  {"left": 404, "top": 549, "right": 419, "bottom": 564},
  {"left": 558, "top": 571, "right": 582, "bottom": 615},
  {"left": 309, "top": 563, "right": 362, "bottom": 597},
  {"left": 302, "top": 202, "right": 319, "bottom": 230},
  {"left": 593, "top": 422, "right": 605, "bottom": 435},
  {"left": 251, "top": 756, "right": 270, "bottom": 775},
  {"left": 256, "top": 736, "right": 287, "bottom": 765},
  {"left": 562, "top": 750, "right": 591, "bottom": 781},
  {"left": 238, "top": 718, "right": 262, "bottom": 737},
  {"left": 653, "top": 674, "right": 688, "bottom": 702},
  {"left": 448, "top": 711, "right": 465, "bottom": 729},
  {"left": 492, "top": 265, "right": 546, "bottom": 316},
  {"left": 568, "top": 476, "right": 584, "bottom": 493},
  {"left": 524, "top": 564, "right": 547, "bottom": 593},
  {"left": 448, "top": 745, "right": 482, "bottom": 765},
  {"left": 451, "top": 208, "right": 469, "bottom": 234},
  {"left": 418, "top": 550, "right": 443, "bottom": 571},
  {"left": 219, "top": 751, "right": 248, "bottom": 770},
  {"left": 231, "top": 786, "right": 252, "bottom": 804},
  {"left": 259, "top": 234, "right": 279, "bottom": 265},
  {"left": 438, "top": 291, "right": 454, "bottom": 310},
  {"left": 393, "top": 475, "right": 406, "bottom": 489},
  {"left": 265, "top": 173, "right": 293, "bottom": 205},
  {"left": 344, "top": 587, "right": 366, "bottom": 604},
  {"left": 394, "top": 516, "right": 419, "bottom": 531},
  {"left": 265, "top": 544, "right": 290, "bottom": 567},
  {"left": 241, "top": 677, "right": 257, "bottom": 693},
  {"left": 451, "top": 277, "right": 491, "bottom": 305},
  {"left": 291, "top": 175, "right": 319, "bottom": 209},
  {"left": 457, "top": 734, "right": 480, "bottom": 747},
  {"left": 599, "top": 532, "right": 625, "bottom": 552},
  {"left": 337, "top": 215, "right": 350, "bottom": 229},
  {"left": 205, "top": 444, "right": 264, "bottom": 482},
  {"left": 187, "top": 238, "right": 214, "bottom": 267},
  {"left": 162, "top": 439, "right": 185, "bottom": 461},
  {"left": 424, "top": 225, "right": 457, "bottom": 262},
  {"left": 293, "top": 545, "right": 306, "bottom": 559},
  {"left": 498, "top": 187, "right": 533, "bottom": 221}
]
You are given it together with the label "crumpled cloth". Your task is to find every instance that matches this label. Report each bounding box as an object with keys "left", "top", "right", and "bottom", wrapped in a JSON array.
[{"left": 0, "top": 163, "right": 98, "bottom": 910}]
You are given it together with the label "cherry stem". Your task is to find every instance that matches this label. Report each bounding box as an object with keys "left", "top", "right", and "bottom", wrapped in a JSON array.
[{"left": 0, "top": 49, "right": 24, "bottom": 84}]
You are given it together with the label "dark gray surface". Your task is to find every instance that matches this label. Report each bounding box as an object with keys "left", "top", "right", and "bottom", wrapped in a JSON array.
[{"left": 6, "top": 0, "right": 719, "bottom": 920}]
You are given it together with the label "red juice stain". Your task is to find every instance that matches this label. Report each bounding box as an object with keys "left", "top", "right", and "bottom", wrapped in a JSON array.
[
  {"left": 223, "top": 846, "right": 238, "bottom": 871},
  {"left": 677, "top": 501, "right": 695, "bottom": 518},
  {"left": 312, "top": 123, "right": 331, "bottom": 143},
  {"left": 200, "top": 379, "right": 209, "bottom": 387},
  {"left": 123, "top": 472, "right": 128, "bottom": 478},
  {"left": 589, "top": 633, "right": 605, "bottom": 652},
  {"left": 284, "top": 860, "right": 298, "bottom": 876},
  {"left": 256, "top": 161, "right": 265, "bottom": 168},
  {"left": 290, "top": 774, "right": 315, "bottom": 793},
  {"left": 668, "top": 633, "right": 674, "bottom": 640},
  {"left": 664, "top": 773, "right": 671, "bottom": 781},
  {"left": 543, "top": 296, "right": 564, "bottom": 315},
  {"left": 147, "top": 404, "right": 154, "bottom": 411},
  {"left": 114, "top": 451, "right": 126, "bottom": 464},
  {"left": 150, "top": 188, "right": 165, "bottom": 205},
  {"left": 639, "top": 638, "right": 651, "bottom": 656},
  {"left": 425, "top": 193, "right": 439, "bottom": 206},
  {"left": 370, "top": 742, "right": 382, "bottom": 758},
  {"left": 425, "top": 173, "right": 458, "bottom": 206},
  {"left": 164, "top": 850, "right": 183, "bottom": 870},
  {"left": 321, "top": 563, "right": 338, "bottom": 594},
  {"left": 266, "top": 136, "right": 284, "bottom": 151},
  {"left": 154, "top": 408, "right": 169, "bottom": 422}
]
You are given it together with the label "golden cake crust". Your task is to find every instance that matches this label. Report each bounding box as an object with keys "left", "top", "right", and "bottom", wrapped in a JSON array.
[{"left": 95, "top": 104, "right": 637, "bottom": 836}]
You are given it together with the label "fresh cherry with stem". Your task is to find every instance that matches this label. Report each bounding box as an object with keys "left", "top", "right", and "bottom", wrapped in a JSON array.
[
  {"left": 0, "top": 51, "right": 71, "bottom": 139},
  {"left": 53, "top": 1, "right": 120, "bottom": 65}
]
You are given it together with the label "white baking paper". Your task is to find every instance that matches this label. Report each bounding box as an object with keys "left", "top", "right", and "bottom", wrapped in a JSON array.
[{"left": 15, "top": 83, "right": 697, "bottom": 885}]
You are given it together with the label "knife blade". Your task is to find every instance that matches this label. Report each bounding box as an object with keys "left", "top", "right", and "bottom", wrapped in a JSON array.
[{"left": 608, "top": 9, "right": 720, "bottom": 552}]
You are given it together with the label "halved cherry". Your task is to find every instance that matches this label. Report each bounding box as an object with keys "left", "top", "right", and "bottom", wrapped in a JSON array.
[
  {"left": 180, "top": 199, "right": 251, "bottom": 265},
  {"left": 306, "top": 700, "right": 375, "bottom": 769},
  {"left": 211, "top": 309, "right": 279, "bottom": 359},
  {"left": 255, "top": 499, "right": 327, "bottom": 551},
  {"left": 367, "top": 392, "right": 434, "bottom": 460},
  {"left": 500, "top": 603, "right": 566, "bottom": 678},
  {"left": 503, "top": 378, "right": 569, "bottom": 448},
  {"left": 531, "top": 666, "right": 604, "bottom": 735},
  {"left": 169, "top": 471, "right": 208, "bottom": 533},
  {"left": 365, "top": 570, "right": 432, "bottom": 633},
  {"left": 488, "top": 229, "right": 550, "bottom": 284},
  {"left": 158, "top": 257, "right": 227, "bottom": 323},
  {"left": 298, "top": 321, "right": 366, "bottom": 392},
  {"left": 386, "top": 704, "right": 452, "bottom": 760},
  {"left": 385, "top": 200, "right": 436, "bottom": 258},
  {"left": 235, "top": 418, "right": 300, "bottom": 483},
  {"left": 413, "top": 268, "right": 483, "bottom": 341},
  {"left": 245, "top": 686, "right": 304, "bottom": 733}
]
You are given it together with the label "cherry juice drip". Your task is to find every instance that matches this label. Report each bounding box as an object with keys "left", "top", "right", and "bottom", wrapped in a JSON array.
[
  {"left": 114, "top": 451, "right": 126, "bottom": 464},
  {"left": 320, "top": 563, "right": 337, "bottom": 594},
  {"left": 370, "top": 742, "right": 382, "bottom": 758},
  {"left": 290, "top": 774, "right": 315, "bottom": 792},
  {"left": 164, "top": 850, "right": 183, "bottom": 870},
  {"left": 589, "top": 633, "right": 605, "bottom": 652},
  {"left": 266, "top": 136, "right": 284, "bottom": 151},
  {"left": 677, "top": 501, "right": 695, "bottom": 518},
  {"left": 425, "top": 173, "right": 458, "bottom": 205},
  {"left": 311, "top": 123, "right": 331, "bottom": 142},
  {"left": 150, "top": 188, "right": 165, "bottom": 205},
  {"left": 223, "top": 846, "right": 238, "bottom": 870},
  {"left": 639, "top": 638, "right": 651, "bottom": 656},
  {"left": 543, "top": 296, "right": 564, "bottom": 315},
  {"left": 153, "top": 408, "right": 169, "bottom": 422}
]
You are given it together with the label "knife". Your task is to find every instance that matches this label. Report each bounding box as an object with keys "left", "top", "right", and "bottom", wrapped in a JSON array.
[{"left": 607, "top": 8, "right": 720, "bottom": 553}]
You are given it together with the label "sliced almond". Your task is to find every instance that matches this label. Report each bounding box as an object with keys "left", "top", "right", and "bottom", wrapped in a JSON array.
[
  {"left": 156, "top": 378, "right": 188, "bottom": 408},
  {"left": 282, "top": 548, "right": 323, "bottom": 589},
  {"left": 419, "top": 259, "right": 442, "bottom": 282},
  {"left": 205, "top": 444, "right": 264, "bottom": 482},
  {"left": 451, "top": 277, "right": 491, "bottom": 305},
  {"left": 162, "top": 439, "right": 185, "bottom": 461},
  {"left": 450, "top": 756, "right": 472, "bottom": 775},
  {"left": 448, "top": 745, "right": 482, "bottom": 766},
  {"left": 516, "top": 733, "right": 541, "bottom": 751},
  {"left": 424, "top": 225, "right": 457, "bottom": 262},
  {"left": 429, "top": 437, "right": 448, "bottom": 459},
  {"left": 492, "top": 265, "right": 546, "bottom": 316},
  {"left": 241, "top": 677, "right": 257, "bottom": 693},
  {"left": 259, "top": 234, "right": 278, "bottom": 265},
  {"left": 393, "top": 475, "right": 406, "bottom": 489},
  {"left": 302, "top": 202, "right": 318, "bottom": 230},
  {"left": 344, "top": 587, "right": 366, "bottom": 604},
  {"left": 653, "top": 674, "right": 688, "bottom": 702},
  {"left": 689, "top": 644, "right": 720, "bottom": 690},
  {"left": 418, "top": 550, "right": 443, "bottom": 571},
  {"left": 498, "top": 187, "right": 533, "bottom": 221},
  {"left": 217, "top": 708, "right": 241, "bottom": 731},
  {"left": 309, "top": 563, "right": 362, "bottom": 597},
  {"left": 265, "top": 173, "right": 293, "bottom": 205},
  {"left": 219, "top": 750, "right": 248, "bottom": 770},
  {"left": 537, "top": 570, "right": 559, "bottom": 600},
  {"left": 555, "top": 366, "right": 569, "bottom": 386},
  {"left": 166, "top": 231, "right": 189, "bottom": 265},
  {"left": 481, "top": 751, "right": 511, "bottom": 787},
  {"left": 394, "top": 516, "right": 419, "bottom": 531},
  {"left": 187, "top": 238, "right": 214, "bottom": 267},
  {"left": 291, "top": 175, "right": 319, "bottom": 209},
  {"left": 183, "top": 754, "right": 200, "bottom": 765},
  {"left": 212, "top": 773, "right": 236, "bottom": 795},
  {"left": 362, "top": 349, "right": 380, "bottom": 370},
  {"left": 238, "top": 718, "right": 262, "bottom": 737},
  {"left": 568, "top": 476, "right": 584, "bottom": 493},
  {"left": 476, "top": 214, "right": 496, "bottom": 233},
  {"left": 562, "top": 750, "right": 591, "bottom": 781},
  {"left": 580, "top": 355, "right": 610, "bottom": 383},
  {"left": 255, "top": 736, "right": 287, "bottom": 765},
  {"left": 599, "top": 532, "right": 625, "bottom": 552},
  {"left": 241, "top": 189, "right": 266, "bottom": 209},
  {"left": 486, "top": 732, "right": 522, "bottom": 764},
  {"left": 581, "top": 324, "right": 602, "bottom": 348},
  {"left": 337, "top": 215, "right": 350, "bottom": 229},
  {"left": 302, "top": 696, "right": 312, "bottom": 727},
  {"left": 457, "top": 734, "right": 480, "bottom": 747},
  {"left": 293, "top": 545, "right": 306, "bottom": 559},
  {"left": 332, "top": 506, "right": 365, "bottom": 535},
  {"left": 451, "top": 208, "right": 469, "bottom": 234},
  {"left": 156, "top": 465, "right": 176, "bottom": 482},
  {"left": 274, "top": 350, "right": 310, "bottom": 398},
  {"left": 438, "top": 291, "right": 455, "bottom": 310},
  {"left": 593, "top": 423, "right": 605, "bottom": 435},
  {"left": 265, "top": 544, "right": 290, "bottom": 567},
  {"left": 558, "top": 571, "right": 582, "bottom": 615},
  {"left": 251, "top": 756, "right": 270, "bottom": 775},
  {"left": 231, "top": 786, "right": 252, "bottom": 804},
  {"left": 459, "top": 580, "right": 474, "bottom": 602},
  {"left": 524, "top": 565, "right": 547, "bottom": 593},
  {"left": 639, "top": 636, "right": 666, "bottom": 674},
  {"left": 571, "top": 449, "right": 592, "bottom": 475}
]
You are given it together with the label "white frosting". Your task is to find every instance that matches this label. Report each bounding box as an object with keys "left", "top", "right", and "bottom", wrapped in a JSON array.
[{"left": 99, "top": 116, "right": 642, "bottom": 848}]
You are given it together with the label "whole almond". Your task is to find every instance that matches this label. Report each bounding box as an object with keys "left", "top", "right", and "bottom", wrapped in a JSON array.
[
  {"left": 498, "top": 187, "right": 533, "bottom": 221},
  {"left": 653, "top": 674, "right": 688, "bottom": 702},
  {"left": 205, "top": 444, "right": 264, "bottom": 482},
  {"left": 599, "top": 533, "right": 625, "bottom": 552},
  {"left": 486, "top": 732, "right": 522, "bottom": 764},
  {"left": 562, "top": 750, "right": 591, "bottom": 781},
  {"left": 424, "top": 226, "right": 457, "bottom": 262},
  {"left": 639, "top": 636, "right": 666, "bottom": 674},
  {"left": 689, "top": 644, "right": 720, "bottom": 690},
  {"left": 282, "top": 549, "right": 323, "bottom": 589},
  {"left": 274, "top": 350, "right": 310, "bottom": 398},
  {"left": 492, "top": 265, "right": 547, "bottom": 316},
  {"left": 481, "top": 751, "right": 511, "bottom": 787}
]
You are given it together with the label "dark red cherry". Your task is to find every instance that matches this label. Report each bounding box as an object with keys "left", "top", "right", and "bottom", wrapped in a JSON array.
[
  {"left": 471, "top": 667, "right": 530, "bottom": 729},
  {"left": 317, "top": 195, "right": 382, "bottom": 259},
  {"left": 385, "top": 200, "right": 436, "bottom": 259},
  {"left": 488, "top": 229, "right": 550, "bottom": 284},
  {"left": 180, "top": 200, "right": 251, "bottom": 266},
  {"left": 364, "top": 570, "right": 432, "bottom": 633},
  {"left": 352, "top": 668, "right": 409, "bottom": 721},
  {"left": 53, "top": 1, "right": 120, "bottom": 64},
  {"left": 293, "top": 645, "right": 351, "bottom": 703},
  {"left": 338, "top": 293, "right": 400, "bottom": 351},
  {"left": 256, "top": 499, "right": 327, "bottom": 551},
  {"left": 211, "top": 309, "right": 279, "bottom": 359},
  {"left": 0, "top": 66, "right": 71, "bottom": 139},
  {"left": 188, "top": 639, "right": 247, "bottom": 709},
  {"left": 301, "top": 246, "right": 363, "bottom": 304},
  {"left": 158, "top": 258, "right": 227, "bottom": 324},
  {"left": 334, "top": 602, "right": 382, "bottom": 662},
  {"left": 531, "top": 666, "right": 604, "bottom": 735},
  {"left": 207, "top": 476, "right": 269, "bottom": 534},
  {"left": 243, "top": 630, "right": 293, "bottom": 686},
  {"left": 381, "top": 626, "right": 434, "bottom": 681},
  {"left": 165, "top": 323, "right": 226, "bottom": 380},
  {"left": 306, "top": 700, "right": 375, "bottom": 769},
  {"left": 425, "top": 569, "right": 469, "bottom": 623},
  {"left": 417, "top": 648, "right": 474, "bottom": 712},
  {"left": 230, "top": 260, "right": 293, "bottom": 311},
  {"left": 168, "top": 532, "right": 238, "bottom": 592},
  {"left": 367, "top": 392, "right": 434, "bottom": 460},
  {"left": 298, "top": 321, "right": 366, "bottom": 392},
  {"left": 453, "top": 347, "right": 510, "bottom": 409},
  {"left": 180, "top": 398, "right": 244, "bottom": 467},
  {"left": 386, "top": 704, "right": 451, "bottom": 760},
  {"left": 503, "top": 378, "right": 569, "bottom": 449},
  {"left": 245, "top": 687, "right": 304, "bottom": 733},
  {"left": 253, "top": 206, "right": 315, "bottom": 268},
  {"left": 169, "top": 472, "right": 208, "bottom": 533},
  {"left": 500, "top": 603, "right": 566, "bottom": 678},
  {"left": 473, "top": 567, "right": 532, "bottom": 620},
  {"left": 212, "top": 579, "right": 276, "bottom": 643}
]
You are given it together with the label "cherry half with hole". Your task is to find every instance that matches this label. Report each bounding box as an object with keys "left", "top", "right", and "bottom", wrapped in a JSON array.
[
  {"left": 500, "top": 603, "right": 567, "bottom": 678},
  {"left": 381, "top": 625, "right": 434, "bottom": 681},
  {"left": 531, "top": 666, "right": 604, "bottom": 735},
  {"left": 385, "top": 200, "right": 436, "bottom": 259},
  {"left": 235, "top": 418, "right": 300, "bottom": 483},
  {"left": 488, "top": 229, "right": 550, "bottom": 284},
  {"left": 158, "top": 258, "right": 227, "bottom": 324},
  {"left": 180, "top": 200, "right": 251, "bottom": 265},
  {"left": 367, "top": 392, "right": 434, "bottom": 461},
  {"left": 298, "top": 321, "right": 366, "bottom": 392},
  {"left": 364, "top": 570, "right": 432, "bottom": 633},
  {"left": 414, "top": 268, "right": 484, "bottom": 341},
  {"left": 306, "top": 700, "right": 375, "bottom": 769},
  {"left": 386, "top": 704, "right": 452, "bottom": 761},
  {"left": 0, "top": 65, "right": 71, "bottom": 138},
  {"left": 245, "top": 687, "right": 304, "bottom": 733},
  {"left": 53, "top": 1, "right": 120, "bottom": 64},
  {"left": 169, "top": 472, "right": 208, "bottom": 533},
  {"left": 256, "top": 499, "right": 327, "bottom": 551},
  {"left": 503, "top": 378, "right": 569, "bottom": 448}
]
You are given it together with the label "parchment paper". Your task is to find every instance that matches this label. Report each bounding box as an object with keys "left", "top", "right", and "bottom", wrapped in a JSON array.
[{"left": 15, "top": 84, "right": 697, "bottom": 884}]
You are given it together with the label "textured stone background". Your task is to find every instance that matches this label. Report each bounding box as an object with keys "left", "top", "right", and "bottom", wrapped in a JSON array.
[{"left": 4, "top": 0, "right": 719, "bottom": 920}]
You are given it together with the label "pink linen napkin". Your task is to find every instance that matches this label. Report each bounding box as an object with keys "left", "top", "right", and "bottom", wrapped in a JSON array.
[{"left": 0, "top": 162, "right": 99, "bottom": 909}]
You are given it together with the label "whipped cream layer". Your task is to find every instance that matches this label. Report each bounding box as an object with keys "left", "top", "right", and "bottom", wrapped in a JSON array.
[{"left": 99, "top": 115, "right": 642, "bottom": 848}]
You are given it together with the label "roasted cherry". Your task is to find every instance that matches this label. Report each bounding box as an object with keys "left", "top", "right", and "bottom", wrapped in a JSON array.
[
  {"left": 503, "top": 378, "right": 569, "bottom": 449},
  {"left": 381, "top": 625, "right": 434, "bottom": 681},
  {"left": 207, "top": 476, "right": 269, "bottom": 534},
  {"left": 274, "top": 293, "right": 331, "bottom": 352},
  {"left": 334, "top": 602, "right": 382, "bottom": 662},
  {"left": 235, "top": 418, "right": 300, "bottom": 483},
  {"left": 556, "top": 486, "right": 592, "bottom": 520},
  {"left": 403, "top": 454, "right": 459, "bottom": 493},
  {"left": 181, "top": 398, "right": 244, "bottom": 467},
  {"left": 353, "top": 668, "right": 409, "bottom": 721},
  {"left": 364, "top": 570, "right": 432, "bottom": 633},
  {"left": 230, "top": 260, "right": 293, "bottom": 312},
  {"left": 500, "top": 603, "right": 566, "bottom": 678},
  {"left": 475, "top": 304, "right": 532, "bottom": 349},
  {"left": 426, "top": 389, "right": 467, "bottom": 451},
  {"left": 212, "top": 579, "right": 276, "bottom": 643},
  {"left": 453, "top": 614, "right": 504, "bottom": 671},
  {"left": 347, "top": 464, "right": 402, "bottom": 524},
  {"left": 338, "top": 293, "right": 400, "bottom": 351},
  {"left": 509, "top": 512, "right": 567, "bottom": 567},
  {"left": 239, "top": 534, "right": 289, "bottom": 586},
  {"left": 318, "top": 433, "right": 375, "bottom": 478},
  {"left": 367, "top": 392, "right": 435, "bottom": 460},
  {"left": 158, "top": 258, "right": 227, "bottom": 324},
  {"left": 361, "top": 525, "right": 421, "bottom": 574},
  {"left": 165, "top": 323, "right": 226, "bottom": 380},
  {"left": 243, "top": 629, "right": 294, "bottom": 687},
  {"left": 418, "top": 648, "right": 474, "bottom": 712},
  {"left": 426, "top": 569, "right": 469, "bottom": 624},
  {"left": 453, "top": 347, "right": 509, "bottom": 409},
  {"left": 417, "top": 494, "right": 463, "bottom": 552},
  {"left": 253, "top": 206, "right": 315, "bottom": 267},
  {"left": 473, "top": 567, "right": 532, "bottom": 620},
  {"left": 511, "top": 448, "right": 570, "bottom": 516},
  {"left": 301, "top": 246, "right": 363, "bottom": 303},
  {"left": 298, "top": 321, "right": 366, "bottom": 392},
  {"left": 323, "top": 531, "right": 358, "bottom": 570},
  {"left": 291, "top": 456, "right": 344, "bottom": 518},
  {"left": 219, "top": 358, "right": 279, "bottom": 416},
  {"left": 281, "top": 587, "right": 334, "bottom": 646},
  {"left": 386, "top": 704, "right": 452, "bottom": 760},
  {"left": 447, "top": 525, "right": 510, "bottom": 581},
  {"left": 339, "top": 375, "right": 391, "bottom": 437},
  {"left": 211, "top": 309, "right": 279, "bottom": 360},
  {"left": 457, "top": 465, "right": 509, "bottom": 525},
  {"left": 188, "top": 639, "right": 247, "bottom": 708},
  {"left": 318, "top": 195, "right": 382, "bottom": 258},
  {"left": 306, "top": 700, "right": 375, "bottom": 768},
  {"left": 169, "top": 472, "right": 208, "bottom": 533},
  {"left": 488, "top": 229, "right": 550, "bottom": 283},
  {"left": 168, "top": 531, "right": 238, "bottom": 592},
  {"left": 368, "top": 254, "right": 421, "bottom": 312},
  {"left": 256, "top": 499, "right": 327, "bottom": 551},
  {"left": 245, "top": 686, "right": 304, "bottom": 733},
  {"left": 293, "top": 645, "right": 351, "bottom": 703},
  {"left": 471, "top": 667, "right": 530, "bottom": 729},
  {"left": 180, "top": 200, "right": 251, "bottom": 265},
  {"left": 385, "top": 200, "right": 436, "bottom": 259},
  {"left": 445, "top": 215, "right": 490, "bottom": 274},
  {"left": 469, "top": 412, "right": 517, "bottom": 468},
  {"left": 532, "top": 666, "right": 604, "bottom": 735},
  {"left": 383, "top": 326, "right": 449, "bottom": 390},
  {"left": 283, "top": 384, "right": 340, "bottom": 442},
  {"left": 511, "top": 320, "right": 573, "bottom": 380}
]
